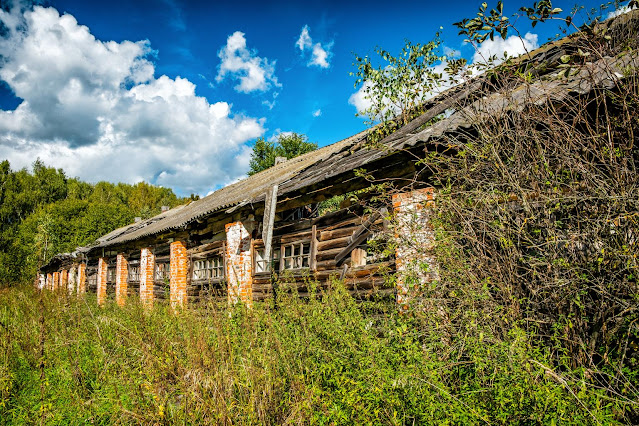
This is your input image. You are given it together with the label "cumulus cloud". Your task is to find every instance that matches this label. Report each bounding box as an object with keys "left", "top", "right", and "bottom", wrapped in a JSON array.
[
  {"left": 296, "top": 25, "right": 332, "bottom": 68},
  {"left": 0, "top": 5, "right": 265, "bottom": 195},
  {"left": 473, "top": 32, "right": 539, "bottom": 65},
  {"left": 216, "top": 31, "right": 281, "bottom": 94},
  {"left": 607, "top": 5, "right": 631, "bottom": 19},
  {"left": 312, "top": 109, "right": 322, "bottom": 117},
  {"left": 349, "top": 33, "right": 539, "bottom": 116}
]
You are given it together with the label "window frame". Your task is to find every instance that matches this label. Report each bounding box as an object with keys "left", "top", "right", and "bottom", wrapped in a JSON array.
[
  {"left": 279, "top": 240, "right": 311, "bottom": 271},
  {"left": 154, "top": 262, "right": 170, "bottom": 282},
  {"left": 192, "top": 255, "right": 225, "bottom": 282},
  {"left": 128, "top": 265, "right": 140, "bottom": 282}
]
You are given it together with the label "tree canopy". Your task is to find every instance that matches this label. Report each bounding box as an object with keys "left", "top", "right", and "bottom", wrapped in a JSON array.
[
  {"left": 0, "top": 159, "right": 187, "bottom": 286},
  {"left": 248, "top": 133, "right": 318, "bottom": 176}
]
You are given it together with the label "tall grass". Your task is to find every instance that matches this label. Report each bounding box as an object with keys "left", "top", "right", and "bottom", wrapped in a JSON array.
[{"left": 0, "top": 284, "right": 630, "bottom": 424}]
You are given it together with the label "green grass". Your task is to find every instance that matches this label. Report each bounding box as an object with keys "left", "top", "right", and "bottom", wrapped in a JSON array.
[{"left": 0, "top": 284, "right": 630, "bottom": 425}]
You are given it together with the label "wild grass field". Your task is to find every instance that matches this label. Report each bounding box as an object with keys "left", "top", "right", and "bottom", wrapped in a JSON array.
[{"left": 0, "top": 283, "right": 631, "bottom": 425}]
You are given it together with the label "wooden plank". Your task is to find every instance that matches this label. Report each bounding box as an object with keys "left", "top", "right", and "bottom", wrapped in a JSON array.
[
  {"left": 263, "top": 184, "right": 278, "bottom": 265},
  {"left": 310, "top": 225, "right": 318, "bottom": 271},
  {"left": 335, "top": 208, "right": 387, "bottom": 266},
  {"left": 334, "top": 229, "right": 372, "bottom": 266}
]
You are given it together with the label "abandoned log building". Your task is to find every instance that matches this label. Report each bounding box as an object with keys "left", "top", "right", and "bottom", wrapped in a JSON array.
[{"left": 40, "top": 11, "right": 639, "bottom": 308}]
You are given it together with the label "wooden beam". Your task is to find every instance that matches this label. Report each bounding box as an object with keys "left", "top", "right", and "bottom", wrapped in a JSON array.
[
  {"left": 334, "top": 208, "right": 387, "bottom": 266},
  {"left": 262, "top": 184, "right": 278, "bottom": 264}
]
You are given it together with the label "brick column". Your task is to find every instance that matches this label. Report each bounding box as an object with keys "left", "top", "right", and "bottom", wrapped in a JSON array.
[
  {"left": 170, "top": 240, "right": 188, "bottom": 309},
  {"left": 46, "top": 273, "right": 52, "bottom": 290},
  {"left": 97, "top": 257, "right": 108, "bottom": 306},
  {"left": 139, "top": 248, "right": 155, "bottom": 308},
  {"left": 53, "top": 271, "right": 60, "bottom": 291},
  {"left": 60, "top": 269, "right": 68, "bottom": 292},
  {"left": 68, "top": 266, "right": 77, "bottom": 294},
  {"left": 225, "top": 221, "right": 253, "bottom": 305},
  {"left": 115, "top": 254, "right": 129, "bottom": 307},
  {"left": 392, "top": 188, "right": 437, "bottom": 311},
  {"left": 77, "top": 263, "right": 86, "bottom": 294}
]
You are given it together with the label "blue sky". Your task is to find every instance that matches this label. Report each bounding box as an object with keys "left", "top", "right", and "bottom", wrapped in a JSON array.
[{"left": 0, "top": 0, "right": 620, "bottom": 196}]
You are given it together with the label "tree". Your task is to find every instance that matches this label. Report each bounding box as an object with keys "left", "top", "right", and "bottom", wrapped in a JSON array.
[
  {"left": 248, "top": 133, "right": 318, "bottom": 176},
  {"left": 352, "top": 35, "right": 445, "bottom": 141}
]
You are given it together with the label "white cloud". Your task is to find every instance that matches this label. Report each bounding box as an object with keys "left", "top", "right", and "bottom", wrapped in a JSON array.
[
  {"left": 216, "top": 31, "right": 281, "bottom": 94},
  {"left": 607, "top": 5, "right": 631, "bottom": 19},
  {"left": 443, "top": 46, "right": 461, "bottom": 58},
  {"left": 312, "top": 109, "right": 321, "bottom": 117},
  {"left": 473, "top": 32, "right": 539, "bottom": 65},
  {"left": 0, "top": 5, "right": 265, "bottom": 196},
  {"left": 296, "top": 25, "right": 332, "bottom": 68},
  {"left": 296, "top": 26, "right": 312, "bottom": 50},
  {"left": 348, "top": 80, "right": 373, "bottom": 114}
]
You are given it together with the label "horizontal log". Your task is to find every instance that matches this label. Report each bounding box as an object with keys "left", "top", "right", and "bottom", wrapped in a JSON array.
[
  {"left": 315, "top": 259, "right": 338, "bottom": 271},
  {"left": 190, "top": 248, "right": 224, "bottom": 260},
  {"left": 319, "top": 216, "right": 362, "bottom": 233},
  {"left": 317, "top": 235, "right": 351, "bottom": 251},
  {"left": 188, "top": 241, "right": 224, "bottom": 255},
  {"left": 316, "top": 247, "right": 345, "bottom": 261},
  {"left": 319, "top": 226, "right": 357, "bottom": 242},
  {"left": 278, "top": 230, "right": 313, "bottom": 244}
]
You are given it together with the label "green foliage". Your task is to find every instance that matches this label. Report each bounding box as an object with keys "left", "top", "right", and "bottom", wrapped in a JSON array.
[
  {"left": 352, "top": 36, "right": 445, "bottom": 139},
  {"left": 0, "top": 160, "right": 187, "bottom": 287},
  {"left": 0, "top": 285, "right": 629, "bottom": 424},
  {"left": 248, "top": 133, "right": 318, "bottom": 176}
]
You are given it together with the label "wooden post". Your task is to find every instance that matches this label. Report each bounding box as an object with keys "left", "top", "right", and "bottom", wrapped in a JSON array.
[{"left": 262, "top": 184, "right": 278, "bottom": 269}]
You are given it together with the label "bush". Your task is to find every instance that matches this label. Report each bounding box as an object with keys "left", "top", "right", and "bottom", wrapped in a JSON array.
[{"left": 0, "top": 285, "right": 630, "bottom": 424}]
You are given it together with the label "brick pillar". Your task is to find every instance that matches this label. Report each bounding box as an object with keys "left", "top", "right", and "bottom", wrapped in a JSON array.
[
  {"left": 392, "top": 188, "right": 437, "bottom": 311},
  {"left": 97, "top": 257, "right": 108, "bottom": 306},
  {"left": 60, "top": 269, "right": 68, "bottom": 292},
  {"left": 68, "top": 266, "right": 77, "bottom": 294},
  {"left": 77, "top": 263, "right": 86, "bottom": 294},
  {"left": 139, "top": 248, "right": 155, "bottom": 308},
  {"left": 53, "top": 271, "right": 60, "bottom": 291},
  {"left": 225, "top": 221, "right": 253, "bottom": 305},
  {"left": 115, "top": 254, "right": 129, "bottom": 307},
  {"left": 170, "top": 240, "right": 188, "bottom": 309},
  {"left": 46, "top": 273, "right": 52, "bottom": 290}
]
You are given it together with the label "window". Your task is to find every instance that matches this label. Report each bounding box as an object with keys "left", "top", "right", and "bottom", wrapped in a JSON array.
[
  {"left": 281, "top": 241, "right": 311, "bottom": 270},
  {"left": 128, "top": 266, "right": 140, "bottom": 282},
  {"left": 154, "top": 262, "right": 170, "bottom": 281},
  {"left": 192, "top": 257, "right": 225, "bottom": 280},
  {"left": 254, "top": 246, "right": 280, "bottom": 273},
  {"left": 106, "top": 267, "right": 116, "bottom": 283}
]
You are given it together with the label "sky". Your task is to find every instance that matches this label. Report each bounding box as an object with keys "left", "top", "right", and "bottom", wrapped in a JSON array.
[{"left": 0, "top": 0, "right": 622, "bottom": 196}]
